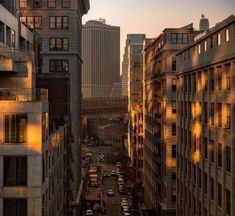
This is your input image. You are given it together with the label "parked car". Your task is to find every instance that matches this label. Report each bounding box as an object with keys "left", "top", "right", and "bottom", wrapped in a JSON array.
[
  {"left": 85, "top": 209, "right": 93, "bottom": 216},
  {"left": 107, "top": 189, "right": 114, "bottom": 196},
  {"left": 110, "top": 170, "right": 117, "bottom": 176},
  {"left": 103, "top": 171, "right": 110, "bottom": 177},
  {"left": 123, "top": 213, "right": 131, "bottom": 216}
]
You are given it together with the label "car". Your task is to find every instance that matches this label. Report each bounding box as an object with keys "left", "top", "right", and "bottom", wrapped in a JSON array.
[
  {"left": 116, "top": 162, "right": 121, "bottom": 167},
  {"left": 123, "top": 213, "right": 131, "bottom": 216},
  {"left": 103, "top": 172, "right": 110, "bottom": 177},
  {"left": 110, "top": 170, "right": 117, "bottom": 176},
  {"left": 118, "top": 178, "right": 124, "bottom": 184},
  {"left": 121, "top": 197, "right": 127, "bottom": 201},
  {"left": 99, "top": 154, "right": 104, "bottom": 158},
  {"left": 107, "top": 189, "right": 114, "bottom": 196},
  {"left": 85, "top": 209, "right": 93, "bottom": 216},
  {"left": 121, "top": 202, "right": 129, "bottom": 207}
]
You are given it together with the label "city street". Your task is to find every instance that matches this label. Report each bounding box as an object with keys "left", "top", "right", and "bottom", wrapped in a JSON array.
[
  {"left": 85, "top": 144, "right": 130, "bottom": 216},
  {"left": 96, "top": 166, "right": 129, "bottom": 216}
]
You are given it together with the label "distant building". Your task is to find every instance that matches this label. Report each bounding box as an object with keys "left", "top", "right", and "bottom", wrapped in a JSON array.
[
  {"left": 122, "top": 34, "right": 145, "bottom": 96},
  {"left": 82, "top": 19, "right": 120, "bottom": 98},
  {"left": 143, "top": 23, "right": 197, "bottom": 215},
  {"left": 176, "top": 15, "right": 235, "bottom": 216},
  {"left": 127, "top": 38, "right": 145, "bottom": 181}
]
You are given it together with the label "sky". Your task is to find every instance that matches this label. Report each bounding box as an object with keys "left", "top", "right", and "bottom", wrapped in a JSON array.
[{"left": 83, "top": 0, "right": 235, "bottom": 74}]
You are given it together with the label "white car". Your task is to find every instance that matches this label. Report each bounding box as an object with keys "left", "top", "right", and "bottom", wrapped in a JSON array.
[
  {"left": 85, "top": 209, "right": 93, "bottom": 216},
  {"left": 107, "top": 189, "right": 114, "bottom": 196},
  {"left": 123, "top": 213, "right": 131, "bottom": 216}
]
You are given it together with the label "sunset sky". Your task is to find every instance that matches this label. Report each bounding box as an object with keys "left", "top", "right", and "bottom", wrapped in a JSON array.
[{"left": 83, "top": 0, "right": 235, "bottom": 74}]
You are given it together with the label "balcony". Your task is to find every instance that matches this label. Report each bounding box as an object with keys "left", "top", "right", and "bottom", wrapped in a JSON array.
[
  {"left": 0, "top": 44, "right": 34, "bottom": 73},
  {"left": 0, "top": 88, "right": 48, "bottom": 102}
]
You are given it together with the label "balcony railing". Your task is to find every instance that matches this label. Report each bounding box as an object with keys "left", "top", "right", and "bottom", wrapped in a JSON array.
[
  {"left": 0, "top": 88, "right": 48, "bottom": 102},
  {"left": 0, "top": 44, "right": 34, "bottom": 61}
]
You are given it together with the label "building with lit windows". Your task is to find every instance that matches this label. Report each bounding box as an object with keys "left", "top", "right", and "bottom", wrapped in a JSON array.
[
  {"left": 143, "top": 24, "right": 197, "bottom": 215},
  {"left": 0, "top": 1, "right": 69, "bottom": 215},
  {"left": 176, "top": 15, "right": 235, "bottom": 216},
  {"left": 127, "top": 40, "right": 145, "bottom": 182},
  {"left": 19, "top": 0, "right": 90, "bottom": 214}
]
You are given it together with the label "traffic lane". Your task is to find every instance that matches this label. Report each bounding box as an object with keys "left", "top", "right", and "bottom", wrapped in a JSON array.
[{"left": 103, "top": 175, "right": 124, "bottom": 216}]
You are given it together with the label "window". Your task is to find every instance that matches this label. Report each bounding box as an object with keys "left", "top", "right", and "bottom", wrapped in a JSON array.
[
  {"left": 49, "top": 16, "right": 69, "bottom": 29},
  {"left": 226, "top": 189, "right": 231, "bottom": 215},
  {"left": 33, "top": 0, "right": 42, "bottom": 8},
  {"left": 204, "top": 102, "right": 208, "bottom": 124},
  {"left": 203, "top": 173, "right": 207, "bottom": 194},
  {"left": 218, "top": 103, "right": 222, "bottom": 127},
  {"left": 210, "top": 177, "right": 214, "bottom": 200},
  {"left": 210, "top": 103, "right": 214, "bottom": 126},
  {"left": 49, "top": 38, "right": 69, "bottom": 51},
  {"left": 204, "top": 40, "right": 207, "bottom": 51},
  {"left": 172, "top": 58, "right": 176, "bottom": 71},
  {"left": 217, "top": 66, "right": 222, "bottom": 90},
  {"left": 210, "top": 68, "right": 214, "bottom": 91},
  {"left": 5, "top": 115, "right": 27, "bottom": 143},
  {"left": 226, "top": 146, "right": 231, "bottom": 172},
  {"left": 172, "top": 123, "right": 176, "bottom": 136},
  {"left": 47, "top": 0, "right": 56, "bottom": 7},
  {"left": 3, "top": 199, "right": 27, "bottom": 216},
  {"left": 171, "top": 33, "right": 188, "bottom": 44},
  {"left": 225, "top": 104, "right": 231, "bottom": 129},
  {"left": 225, "top": 64, "right": 231, "bottom": 90},
  {"left": 204, "top": 137, "right": 208, "bottom": 159},
  {"left": 172, "top": 79, "right": 176, "bottom": 91},
  {"left": 210, "top": 36, "right": 213, "bottom": 48},
  {"left": 62, "top": 0, "right": 70, "bottom": 8},
  {"left": 20, "top": 0, "right": 27, "bottom": 8},
  {"left": 172, "top": 189, "right": 176, "bottom": 202},
  {"left": 172, "top": 145, "right": 176, "bottom": 158},
  {"left": 218, "top": 143, "right": 222, "bottom": 167},
  {"left": 198, "top": 44, "right": 201, "bottom": 54},
  {"left": 4, "top": 157, "right": 27, "bottom": 186},
  {"left": 198, "top": 168, "right": 201, "bottom": 188},
  {"left": 11, "top": 30, "right": 15, "bottom": 48},
  {"left": 217, "top": 183, "right": 222, "bottom": 207},
  {"left": 217, "top": 33, "right": 221, "bottom": 45},
  {"left": 204, "top": 70, "right": 208, "bottom": 91},
  {"left": 225, "top": 29, "right": 229, "bottom": 42},
  {"left": 210, "top": 140, "right": 214, "bottom": 163},
  {"left": 20, "top": 16, "right": 42, "bottom": 29},
  {"left": 49, "top": 60, "right": 69, "bottom": 72},
  {"left": 172, "top": 172, "right": 176, "bottom": 180},
  {"left": 172, "top": 101, "right": 176, "bottom": 114}
]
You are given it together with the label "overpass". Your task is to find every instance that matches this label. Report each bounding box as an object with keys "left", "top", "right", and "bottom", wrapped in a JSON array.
[{"left": 81, "top": 97, "right": 128, "bottom": 115}]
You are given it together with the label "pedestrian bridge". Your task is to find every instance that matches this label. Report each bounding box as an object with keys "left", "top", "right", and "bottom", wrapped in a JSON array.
[{"left": 81, "top": 97, "right": 128, "bottom": 115}]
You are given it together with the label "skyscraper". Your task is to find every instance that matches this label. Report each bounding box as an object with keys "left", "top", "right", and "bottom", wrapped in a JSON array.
[
  {"left": 82, "top": 19, "right": 120, "bottom": 98},
  {"left": 122, "top": 34, "right": 145, "bottom": 97}
]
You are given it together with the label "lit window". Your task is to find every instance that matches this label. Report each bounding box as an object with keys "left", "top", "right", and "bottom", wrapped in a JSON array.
[
  {"left": 225, "top": 29, "right": 229, "bottom": 42},
  {"left": 217, "top": 33, "right": 221, "bottom": 45},
  {"left": 198, "top": 44, "right": 201, "bottom": 54},
  {"left": 204, "top": 40, "right": 207, "bottom": 51},
  {"left": 5, "top": 115, "right": 27, "bottom": 143}
]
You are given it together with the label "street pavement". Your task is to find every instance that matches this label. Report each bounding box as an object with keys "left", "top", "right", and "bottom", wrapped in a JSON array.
[
  {"left": 84, "top": 144, "right": 132, "bottom": 216},
  {"left": 94, "top": 164, "right": 130, "bottom": 216}
]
